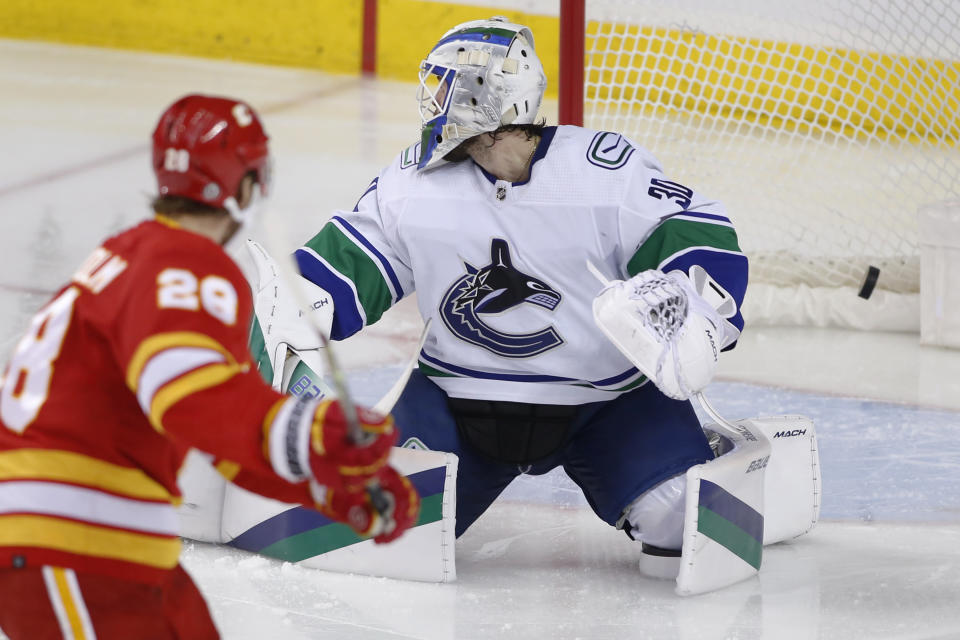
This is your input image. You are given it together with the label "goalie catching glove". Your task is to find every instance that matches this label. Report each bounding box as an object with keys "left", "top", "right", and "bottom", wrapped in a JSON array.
[
  {"left": 593, "top": 269, "right": 723, "bottom": 400},
  {"left": 313, "top": 465, "right": 421, "bottom": 543}
]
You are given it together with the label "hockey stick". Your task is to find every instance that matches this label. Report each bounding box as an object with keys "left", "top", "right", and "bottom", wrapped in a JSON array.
[
  {"left": 372, "top": 318, "right": 432, "bottom": 415},
  {"left": 259, "top": 215, "right": 393, "bottom": 518},
  {"left": 694, "top": 390, "right": 760, "bottom": 442}
]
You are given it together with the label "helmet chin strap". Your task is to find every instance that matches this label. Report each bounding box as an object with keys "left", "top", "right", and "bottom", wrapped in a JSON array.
[{"left": 222, "top": 184, "right": 267, "bottom": 252}]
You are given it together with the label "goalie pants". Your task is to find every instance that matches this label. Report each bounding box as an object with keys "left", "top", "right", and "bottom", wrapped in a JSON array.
[
  {"left": 0, "top": 564, "right": 219, "bottom": 640},
  {"left": 392, "top": 370, "right": 713, "bottom": 537}
]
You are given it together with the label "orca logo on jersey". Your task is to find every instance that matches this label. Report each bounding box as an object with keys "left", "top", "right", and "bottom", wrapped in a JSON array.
[{"left": 440, "top": 239, "right": 564, "bottom": 358}]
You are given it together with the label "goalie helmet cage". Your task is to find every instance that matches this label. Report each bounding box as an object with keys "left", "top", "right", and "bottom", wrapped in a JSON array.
[{"left": 558, "top": 0, "right": 960, "bottom": 329}]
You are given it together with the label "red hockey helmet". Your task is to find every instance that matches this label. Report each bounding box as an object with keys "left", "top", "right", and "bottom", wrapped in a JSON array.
[{"left": 152, "top": 94, "right": 270, "bottom": 219}]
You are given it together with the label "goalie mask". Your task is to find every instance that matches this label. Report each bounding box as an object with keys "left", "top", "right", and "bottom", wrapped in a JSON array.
[
  {"left": 416, "top": 16, "right": 547, "bottom": 171},
  {"left": 152, "top": 94, "right": 271, "bottom": 224}
]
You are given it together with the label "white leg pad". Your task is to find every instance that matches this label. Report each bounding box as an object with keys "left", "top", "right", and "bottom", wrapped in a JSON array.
[
  {"left": 622, "top": 474, "right": 687, "bottom": 550},
  {"left": 676, "top": 419, "right": 770, "bottom": 596},
  {"left": 673, "top": 414, "right": 819, "bottom": 595},
  {"left": 177, "top": 450, "right": 227, "bottom": 543},
  {"left": 638, "top": 547, "right": 682, "bottom": 580},
  {"left": 220, "top": 447, "right": 459, "bottom": 583},
  {"left": 748, "top": 415, "right": 821, "bottom": 544}
]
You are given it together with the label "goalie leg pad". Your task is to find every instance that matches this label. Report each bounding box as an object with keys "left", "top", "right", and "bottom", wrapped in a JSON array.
[
  {"left": 619, "top": 474, "right": 687, "bottom": 550},
  {"left": 675, "top": 419, "right": 770, "bottom": 596},
  {"left": 221, "top": 447, "right": 459, "bottom": 582},
  {"left": 705, "top": 415, "right": 820, "bottom": 545},
  {"left": 177, "top": 450, "right": 227, "bottom": 543},
  {"left": 663, "top": 415, "right": 818, "bottom": 594},
  {"left": 745, "top": 415, "right": 820, "bottom": 544}
]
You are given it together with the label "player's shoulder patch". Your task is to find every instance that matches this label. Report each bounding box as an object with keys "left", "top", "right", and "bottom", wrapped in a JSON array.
[
  {"left": 586, "top": 131, "right": 635, "bottom": 170},
  {"left": 399, "top": 141, "right": 421, "bottom": 170}
]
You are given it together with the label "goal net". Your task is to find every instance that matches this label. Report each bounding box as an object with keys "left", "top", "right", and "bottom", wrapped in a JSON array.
[{"left": 563, "top": 0, "right": 960, "bottom": 329}]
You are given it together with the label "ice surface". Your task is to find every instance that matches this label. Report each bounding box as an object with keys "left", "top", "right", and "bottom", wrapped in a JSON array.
[
  {"left": 177, "top": 365, "right": 960, "bottom": 639},
  {"left": 1, "top": 40, "right": 959, "bottom": 640}
]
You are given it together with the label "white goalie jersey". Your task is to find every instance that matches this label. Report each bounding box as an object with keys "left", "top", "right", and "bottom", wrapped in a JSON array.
[{"left": 295, "top": 125, "right": 748, "bottom": 405}]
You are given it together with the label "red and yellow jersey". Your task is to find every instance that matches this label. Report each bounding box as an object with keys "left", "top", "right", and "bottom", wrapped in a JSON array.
[{"left": 0, "top": 218, "right": 307, "bottom": 584}]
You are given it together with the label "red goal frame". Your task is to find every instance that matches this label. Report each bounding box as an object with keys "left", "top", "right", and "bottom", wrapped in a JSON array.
[{"left": 558, "top": 0, "right": 586, "bottom": 126}]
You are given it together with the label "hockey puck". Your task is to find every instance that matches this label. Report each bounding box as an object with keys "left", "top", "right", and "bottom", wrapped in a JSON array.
[{"left": 858, "top": 265, "right": 880, "bottom": 299}]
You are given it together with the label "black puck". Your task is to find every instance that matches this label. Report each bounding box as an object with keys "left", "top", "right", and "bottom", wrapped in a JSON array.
[{"left": 858, "top": 266, "right": 880, "bottom": 299}]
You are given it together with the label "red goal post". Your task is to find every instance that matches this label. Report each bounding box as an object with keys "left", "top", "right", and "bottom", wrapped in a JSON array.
[
  {"left": 556, "top": 0, "right": 960, "bottom": 331},
  {"left": 559, "top": 0, "right": 585, "bottom": 127}
]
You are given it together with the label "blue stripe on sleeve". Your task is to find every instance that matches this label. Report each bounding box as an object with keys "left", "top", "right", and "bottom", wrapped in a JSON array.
[
  {"left": 351, "top": 177, "right": 378, "bottom": 212},
  {"left": 294, "top": 248, "right": 365, "bottom": 340},
  {"left": 661, "top": 210, "right": 732, "bottom": 224}
]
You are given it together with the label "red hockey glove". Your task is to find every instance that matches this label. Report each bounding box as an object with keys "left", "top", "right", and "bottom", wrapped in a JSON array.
[
  {"left": 314, "top": 465, "right": 421, "bottom": 544},
  {"left": 308, "top": 400, "right": 397, "bottom": 488}
]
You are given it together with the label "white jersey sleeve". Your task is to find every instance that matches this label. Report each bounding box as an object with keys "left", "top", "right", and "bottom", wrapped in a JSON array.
[
  {"left": 294, "top": 158, "right": 415, "bottom": 340},
  {"left": 614, "top": 139, "right": 748, "bottom": 348}
]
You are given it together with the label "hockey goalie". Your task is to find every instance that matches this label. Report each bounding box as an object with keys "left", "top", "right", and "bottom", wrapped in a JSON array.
[{"left": 180, "top": 16, "right": 820, "bottom": 596}]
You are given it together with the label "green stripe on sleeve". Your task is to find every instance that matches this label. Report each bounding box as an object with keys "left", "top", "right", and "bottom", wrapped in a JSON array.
[
  {"left": 303, "top": 224, "right": 395, "bottom": 326},
  {"left": 627, "top": 218, "right": 742, "bottom": 276}
]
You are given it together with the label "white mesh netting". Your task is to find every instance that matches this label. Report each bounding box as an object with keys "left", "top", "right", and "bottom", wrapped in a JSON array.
[{"left": 582, "top": 0, "right": 960, "bottom": 297}]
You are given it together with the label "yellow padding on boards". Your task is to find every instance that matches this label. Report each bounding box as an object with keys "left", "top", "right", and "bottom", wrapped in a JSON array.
[
  {"left": 586, "top": 24, "right": 960, "bottom": 143},
  {"left": 0, "top": 0, "right": 361, "bottom": 73},
  {"left": 4, "top": 0, "right": 955, "bottom": 142}
]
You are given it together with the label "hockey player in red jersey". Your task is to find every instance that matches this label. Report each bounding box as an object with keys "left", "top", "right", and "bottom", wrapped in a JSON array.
[{"left": 0, "top": 94, "right": 419, "bottom": 640}]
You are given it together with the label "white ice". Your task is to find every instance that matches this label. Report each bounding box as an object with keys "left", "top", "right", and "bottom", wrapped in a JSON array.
[{"left": 1, "top": 39, "right": 959, "bottom": 640}]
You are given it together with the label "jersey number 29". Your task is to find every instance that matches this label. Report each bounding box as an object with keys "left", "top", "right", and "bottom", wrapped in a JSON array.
[{"left": 157, "top": 268, "right": 237, "bottom": 326}]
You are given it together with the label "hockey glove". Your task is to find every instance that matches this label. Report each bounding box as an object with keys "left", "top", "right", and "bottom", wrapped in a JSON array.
[
  {"left": 265, "top": 396, "right": 395, "bottom": 489},
  {"left": 593, "top": 269, "right": 723, "bottom": 400},
  {"left": 308, "top": 400, "right": 397, "bottom": 488},
  {"left": 313, "top": 465, "right": 421, "bottom": 543}
]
